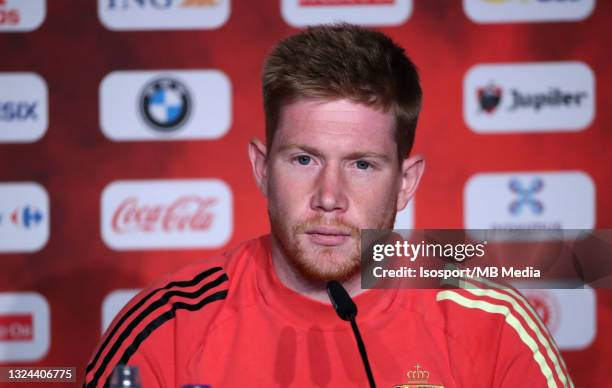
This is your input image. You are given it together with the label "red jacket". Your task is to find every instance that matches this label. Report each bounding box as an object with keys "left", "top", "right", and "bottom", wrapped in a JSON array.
[{"left": 85, "top": 235, "right": 572, "bottom": 387}]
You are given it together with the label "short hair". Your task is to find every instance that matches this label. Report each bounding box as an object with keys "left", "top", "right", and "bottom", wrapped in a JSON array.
[{"left": 262, "top": 23, "right": 422, "bottom": 162}]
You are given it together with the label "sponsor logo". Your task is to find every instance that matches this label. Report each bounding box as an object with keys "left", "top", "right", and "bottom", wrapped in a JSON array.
[
  {"left": 464, "top": 62, "right": 595, "bottom": 133},
  {"left": 101, "top": 179, "right": 233, "bottom": 250},
  {"left": 0, "top": 73, "right": 48, "bottom": 143},
  {"left": 98, "top": 0, "right": 229, "bottom": 30},
  {"left": 139, "top": 77, "right": 191, "bottom": 132},
  {"left": 0, "top": 0, "right": 45, "bottom": 32},
  {"left": 0, "top": 292, "right": 50, "bottom": 362},
  {"left": 100, "top": 70, "right": 231, "bottom": 141},
  {"left": 523, "top": 288, "right": 596, "bottom": 350},
  {"left": 524, "top": 290, "right": 560, "bottom": 333},
  {"left": 477, "top": 83, "right": 502, "bottom": 113},
  {"left": 282, "top": 0, "right": 412, "bottom": 27},
  {"left": 0, "top": 101, "right": 38, "bottom": 121},
  {"left": 0, "top": 314, "right": 33, "bottom": 341},
  {"left": 508, "top": 178, "right": 543, "bottom": 216},
  {"left": 102, "top": 289, "right": 139, "bottom": 333},
  {"left": 394, "top": 363, "right": 444, "bottom": 388},
  {"left": 11, "top": 205, "right": 45, "bottom": 229},
  {"left": 464, "top": 0, "right": 595, "bottom": 23},
  {"left": 464, "top": 171, "right": 595, "bottom": 232},
  {"left": 0, "top": 183, "right": 49, "bottom": 253},
  {"left": 112, "top": 196, "right": 216, "bottom": 233},
  {"left": 476, "top": 82, "right": 588, "bottom": 115}
]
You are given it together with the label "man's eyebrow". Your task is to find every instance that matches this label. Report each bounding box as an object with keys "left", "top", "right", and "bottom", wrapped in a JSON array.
[
  {"left": 343, "top": 151, "right": 391, "bottom": 162},
  {"left": 277, "top": 144, "right": 323, "bottom": 157},
  {"left": 277, "top": 144, "right": 391, "bottom": 162}
]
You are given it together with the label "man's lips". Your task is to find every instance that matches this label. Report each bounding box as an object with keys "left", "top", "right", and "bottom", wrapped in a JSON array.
[{"left": 305, "top": 227, "right": 353, "bottom": 246}]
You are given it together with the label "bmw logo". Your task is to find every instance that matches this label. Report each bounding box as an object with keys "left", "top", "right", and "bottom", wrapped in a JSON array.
[{"left": 139, "top": 77, "right": 191, "bottom": 132}]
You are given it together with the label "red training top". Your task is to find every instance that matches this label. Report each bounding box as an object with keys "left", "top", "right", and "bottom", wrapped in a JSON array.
[{"left": 85, "top": 235, "right": 573, "bottom": 388}]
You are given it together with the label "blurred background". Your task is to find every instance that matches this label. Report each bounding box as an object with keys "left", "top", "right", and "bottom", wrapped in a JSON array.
[{"left": 0, "top": 0, "right": 610, "bottom": 386}]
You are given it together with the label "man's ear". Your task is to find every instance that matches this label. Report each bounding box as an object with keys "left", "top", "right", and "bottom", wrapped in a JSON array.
[
  {"left": 248, "top": 138, "right": 268, "bottom": 197},
  {"left": 396, "top": 155, "right": 425, "bottom": 211}
]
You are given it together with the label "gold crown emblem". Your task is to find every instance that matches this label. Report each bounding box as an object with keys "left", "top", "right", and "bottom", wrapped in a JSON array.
[{"left": 393, "top": 364, "right": 444, "bottom": 388}]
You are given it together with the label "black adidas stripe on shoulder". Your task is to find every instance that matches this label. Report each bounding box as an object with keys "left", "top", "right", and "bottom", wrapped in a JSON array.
[{"left": 85, "top": 266, "right": 228, "bottom": 388}]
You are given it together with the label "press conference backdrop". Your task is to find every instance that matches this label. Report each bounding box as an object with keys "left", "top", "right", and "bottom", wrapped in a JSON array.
[{"left": 0, "top": 0, "right": 610, "bottom": 386}]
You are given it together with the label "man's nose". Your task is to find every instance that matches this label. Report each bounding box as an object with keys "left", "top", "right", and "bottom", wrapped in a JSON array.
[{"left": 310, "top": 163, "right": 348, "bottom": 213}]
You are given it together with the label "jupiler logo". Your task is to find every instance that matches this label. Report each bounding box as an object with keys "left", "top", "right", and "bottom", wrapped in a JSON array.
[
  {"left": 477, "top": 84, "right": 587, "bottom": 114},
  {"left": 508, "top": 88, "right": 587, "bottom": 112},
  {"left": 477, "top": 83, "right": 502, "bottom": 113}
]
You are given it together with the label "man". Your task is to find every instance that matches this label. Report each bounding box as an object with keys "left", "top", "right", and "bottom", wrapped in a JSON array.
[{"left": 85, "top": 24, "right": 572, "bottom": 387}]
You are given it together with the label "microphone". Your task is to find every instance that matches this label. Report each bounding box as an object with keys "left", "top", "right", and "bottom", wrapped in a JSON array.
[{"left": 326, "top": 280, "right": 377, "bottom": 388}]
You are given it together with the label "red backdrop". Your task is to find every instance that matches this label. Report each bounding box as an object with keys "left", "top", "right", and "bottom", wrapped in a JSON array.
[{"left": 0, "top": 0, "right": 611, "bottom": 386}]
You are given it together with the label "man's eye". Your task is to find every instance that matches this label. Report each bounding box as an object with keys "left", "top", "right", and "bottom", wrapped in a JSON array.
[
  {"left": 356, "top": 160, "right": 370, "bottom": 170},
  {"left": 297, "top": 155, "right": 311, "bottom": 165}
]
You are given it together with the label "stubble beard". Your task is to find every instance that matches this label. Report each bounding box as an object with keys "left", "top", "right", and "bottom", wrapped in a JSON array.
[{"left": 269, "top": 206, "right": 397, "bottom": 282}]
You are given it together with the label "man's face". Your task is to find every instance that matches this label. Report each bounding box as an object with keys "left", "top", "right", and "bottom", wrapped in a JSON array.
[{"left": 253, "top": 98, "right": 420, "bottom": 281}]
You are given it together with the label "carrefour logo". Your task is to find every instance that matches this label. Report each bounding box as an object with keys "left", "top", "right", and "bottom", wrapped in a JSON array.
[
  {"left": 98, "top": 0, "right": 230, "bottom": 30},
  {"left": 464, "top": 62, "right": 595, "bottom": 133},
  {"left": 0, "top": 182, "right": 49, "bottom": 253}
]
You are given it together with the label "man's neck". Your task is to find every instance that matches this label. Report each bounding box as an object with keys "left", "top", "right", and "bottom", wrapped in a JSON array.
[{"left": 270, "top": 236, "right": 365, "bottom": 303}]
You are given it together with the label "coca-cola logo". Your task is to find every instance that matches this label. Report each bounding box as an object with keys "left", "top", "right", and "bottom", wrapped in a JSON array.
[
  {"left": 111, "top": 196, "right": 217, "bottom": 233},
  {"left": 0, "top": 314, "right": 33, "bottom": 341}
]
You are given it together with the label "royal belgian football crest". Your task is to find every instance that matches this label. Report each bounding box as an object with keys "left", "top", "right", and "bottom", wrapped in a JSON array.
[{"left": 393, "top": 364, "right": 444, "bottom": 388}]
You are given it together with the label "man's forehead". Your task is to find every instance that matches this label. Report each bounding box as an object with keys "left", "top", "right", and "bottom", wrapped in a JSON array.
[{"left": 276, "top": 98, "right": 395, "bottom": 140}]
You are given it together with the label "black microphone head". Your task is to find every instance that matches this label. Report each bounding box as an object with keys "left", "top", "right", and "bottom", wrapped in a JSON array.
[{"left": 326, "top": 280, "right": 357, "bottom": 321}]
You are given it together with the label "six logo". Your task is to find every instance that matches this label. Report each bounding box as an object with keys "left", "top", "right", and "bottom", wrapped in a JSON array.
[
  {"left": 464, "top": 62, "right": 595, "bottom": 133},
  {"left": 0, "top": 292, "right": 50, "bottom": 362},
  {"left": 0, "top": 0, "right": 45, "bottom": 32},
  {"left": 0, "top": 183, "right": 49, "bottom": 253},
  {"left": 0, "top": 73, "right": 48, "bottom": 143},
  {"left": 100, "top": 70, "right": 231, "bottom": 141},
  {"left": 98, "top": 0, "right": 230, "bottom": 30},
  {"left": 101, "top": 179, "right": 233, "bottom": 250},
  {"left": 464, "top": 171, "right": 595, "bottom": 233},
  {"left": 464, "top": 0, "right": 595, "bottom": 23},
  {"left": 523, "top": 288, "right": 596, "bottom": 350},
  {"left": 281, "top": 0, "right": 412, "bottom": 27}
]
